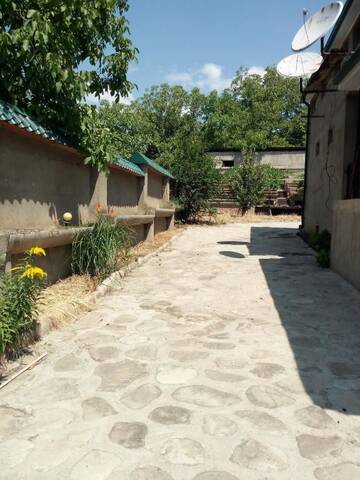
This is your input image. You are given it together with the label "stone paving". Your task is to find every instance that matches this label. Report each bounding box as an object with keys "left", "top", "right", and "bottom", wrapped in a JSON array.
[{"left": 1, "top": 222, "right": 360, "bottom": 479}]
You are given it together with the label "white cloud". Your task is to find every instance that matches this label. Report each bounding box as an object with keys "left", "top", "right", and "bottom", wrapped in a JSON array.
[
  {"left": 86, "top": 89, "right": 135, "bottom": 106},
  {"left": 165, "top": 63, "right": 233, "bottom": 92},
  {"left": 247, "top": 66, "right": 266, "bottom": 77}
]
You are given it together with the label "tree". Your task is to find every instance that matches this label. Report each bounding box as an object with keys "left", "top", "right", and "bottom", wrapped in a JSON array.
[
  {"left": 227, "top": 156, "right": 284, "bottom": 211},
  {"left": 202, "top": 67, "right": 306, "bottom": 151},
  {"left": 0, "top": 0, "right": 137, "bottom": 170}
]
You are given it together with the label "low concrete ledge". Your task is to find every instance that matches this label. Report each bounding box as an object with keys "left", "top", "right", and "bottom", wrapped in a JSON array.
[
  {"left": 7, "top": 227, "right": 90, "bottom": 254},
  {"left": 116, "top": 214, "right": 154, "bottom": 226},
  {"left": 155, "top": 208, "right": 175, "bottom": 218}
]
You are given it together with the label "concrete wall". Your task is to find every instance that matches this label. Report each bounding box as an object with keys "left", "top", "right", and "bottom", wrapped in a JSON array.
[
  {"left": 304, "top": 92, "right": 358, "bottom": 234},
  {"left": 145, "top": 169, "right": 170, "bottom": 209},
  {"left": 0, "top": 126, "right": 96, "bottom": 229},
  {"left": 107, "top": 169, "right": 143, "bottom": 214},
  {"left": 0, "top": 125, "right": 175, "bottom": 284},
  {"left": 208, "top": 150, "right": 305, "bottom": 175},
  {"left": 331, "top": 199, "right": 360, "bottom": 290}
]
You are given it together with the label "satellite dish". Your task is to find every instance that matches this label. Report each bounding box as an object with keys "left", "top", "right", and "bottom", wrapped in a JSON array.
[
  {"left": 292, "top": 1, "right": 344, "bottom": 52},
  {"left": 277, "top": 52, "right": 323, "bottom": 78}
]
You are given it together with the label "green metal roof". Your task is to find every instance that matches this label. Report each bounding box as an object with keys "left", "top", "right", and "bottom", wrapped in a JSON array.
[
  {"left": 130, "top": 152, "right": 174, "bottom": 179},
  {"left": 0, "top": 99, "right": 69, "bottom": 146},
  {"left": 112, "top": 156, "right": 145, "bottom": 176}
]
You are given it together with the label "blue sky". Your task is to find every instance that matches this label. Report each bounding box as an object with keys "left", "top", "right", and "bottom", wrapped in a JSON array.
[{"left": 90, "top": 0, "right": 331, "bottom": 103}]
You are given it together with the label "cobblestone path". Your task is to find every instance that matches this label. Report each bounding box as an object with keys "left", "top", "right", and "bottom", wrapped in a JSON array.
[{"left": 1, "top": 222, "right": 360, "bottom": 479}]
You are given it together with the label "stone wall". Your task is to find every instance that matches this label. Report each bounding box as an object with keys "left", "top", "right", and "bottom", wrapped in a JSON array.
[{"left": 331, "top": 199, "right": 360, "bottom": 291}]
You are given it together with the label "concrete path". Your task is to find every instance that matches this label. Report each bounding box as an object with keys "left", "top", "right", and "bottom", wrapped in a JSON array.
[{"left": 1, "top": 222, "right": 360, "bottom": 480}]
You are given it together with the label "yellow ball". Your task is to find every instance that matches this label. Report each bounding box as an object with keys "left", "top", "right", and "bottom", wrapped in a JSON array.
[{"left": 63, "top": 212, "right": 73, "bottom": 222}]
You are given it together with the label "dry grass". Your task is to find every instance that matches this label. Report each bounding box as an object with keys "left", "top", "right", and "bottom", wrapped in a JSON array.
[
  {"left": 133, "top": 225, "right": 186, "bottom": 258},
  {"left": 37, "top": 274, "right": 97, "bottom": 331},
  {"left": 36, "top": 227, "right": 185, "bottom": 333},
  {"left": 200, "top": 209, "right": 301, "bottom": 225}
]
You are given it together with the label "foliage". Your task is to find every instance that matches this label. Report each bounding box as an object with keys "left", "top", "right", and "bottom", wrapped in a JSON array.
[
  {"left": 0, "top": 0, "right": 137, "bottom": 172},
  {"left": 71, "top": 216, "right": 133, "bottom": 278},
  {"left": 308, "top": 229, "right": 331, "bottom": 268},
  {"left": 202, "top": 67, "right": 306, "bottom": 151},
  {"left": 261, "top": 165, "right": 288, "bottom": 190},
  {"left": 227, "top": 157, "right": 286, "bottom": 210},
  {"left": 317, "top": 249, "right": 330, "bottom": 268},
  {"left": 0, "top": 248, "right": 46, "bottom": 357},
  {"left": 161, "top": 132, "right": 221, "bottom": 222}
]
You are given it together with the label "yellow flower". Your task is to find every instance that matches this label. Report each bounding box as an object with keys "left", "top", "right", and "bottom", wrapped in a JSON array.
[
  {"left": 21, "top": 266, "right": 47, "bottom": 280},
  {"left": 27, "top": 247, "right": 46, "bottom": 256}
]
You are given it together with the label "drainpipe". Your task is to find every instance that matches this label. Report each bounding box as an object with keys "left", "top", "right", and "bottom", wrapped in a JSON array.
[{"left": 301, "top": 89, "right": 311, "bottom": 232}]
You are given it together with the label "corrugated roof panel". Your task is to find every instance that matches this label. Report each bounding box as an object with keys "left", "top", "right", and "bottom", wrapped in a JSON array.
[
  {"left": 130, "top": 152, "right": 174, "bottom": 179},
  {"left": 0, "top": 99, "right": 68, "bottom": 146},
  {"left": 112, "top": 156, "right": 145, "bottom": 176}
]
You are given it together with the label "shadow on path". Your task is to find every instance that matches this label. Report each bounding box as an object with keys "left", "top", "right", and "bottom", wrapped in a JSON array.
[{"left": 218, "top": 225, "right": 360, "bottom": 415}]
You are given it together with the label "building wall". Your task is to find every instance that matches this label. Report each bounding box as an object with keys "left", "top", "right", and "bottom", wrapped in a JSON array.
[
  {"left": 107, "top": 169, "right": 143, "bottom": 214},
  {"left": 208, "top": 150, "right": 305, "bottom": 173},
  {"left": 0, "top": 126, "right": 94, "bottom": 229},
  {"left": 304, "top": 91, "right": 358, "bottom": 234},
  {"left": 146, "top": 169, "right": 170, "bottom": 209},
  {"left": 331, "top": 199, "right": 360, "bottom": 290}
]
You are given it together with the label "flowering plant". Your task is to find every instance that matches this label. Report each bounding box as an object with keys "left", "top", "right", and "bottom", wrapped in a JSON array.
[{"left": 0, "top": 247, "right": 47, "bottom": 357}]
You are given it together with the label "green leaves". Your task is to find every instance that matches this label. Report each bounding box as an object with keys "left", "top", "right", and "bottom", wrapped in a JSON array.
[{"left": 0, "top": 0, "right": 136, "bottom": 172}]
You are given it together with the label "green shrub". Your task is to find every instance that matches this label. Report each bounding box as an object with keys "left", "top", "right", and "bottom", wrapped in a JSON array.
[
  {"left": 309, "top": 229, "right": 331, "bottom": 268},
  {"left": 317, "top": 249, "right": 330, "bottom": 268},
  {"left": 227, "top": 157, "right": 287, "bottom": 211},
  {"left": 261, "top": 165, "right": 288, "bottom": 190},
  {"left": 71, "top": 216, "right": 133, "bottom": 278},
  {"left": 0, "top": 248, "right": 46, "bottom": 357}
]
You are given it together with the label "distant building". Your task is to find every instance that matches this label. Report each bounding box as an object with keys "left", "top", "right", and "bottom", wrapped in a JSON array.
[
  {"left": 303, "top": 0, "right": 360, "bottom": 289},
  {"left": 208, "top": 147, "right": 305, "bottom": 178}
]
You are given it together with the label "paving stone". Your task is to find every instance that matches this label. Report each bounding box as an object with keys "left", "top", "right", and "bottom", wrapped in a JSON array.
[
  {"left": 205, "top": 369, "right": 246, "bottom": 383},
  {"left": 149, "top": 406, "right": 192, "bottom": 425},
  {"left": 121, "top": 334, "right": 149, "bottom": 345},
  {"left": 250, "top": 362, "right": 285, "bottom": 379},
  {"left": 295, "top": 406, "right": 335, "bottom": 429},
  {"left": 125, "top": 344, "right": 158, "bottom": 361},
  {"left": 203, "top": 414, "right": 238, "bottom": 436},
  {"left": 0, "top": 439, "right": 33, "bottom": 469},
  {"left": 327, "top": 362, "right": 360, "bottom": 378},
  {"left": 156, "top": 364, "right": 197, "bottom": 384},
  {"left": 173, "top": 385, "right": 241, "bottom": 407},
  {"left": 230, "top": 439, "right": 288, "bottom": 473},
  {"left": 0, "top": 405, "right": 29, "bottom": 437},
  {"left": 235, "top": 410, "right": 287, "bottom": 432},
  {"left": 314, "top": 462, "right": 360, "bottom": 480},
  {"left": 95, "top": 360, "right": 148, "bottom": 392},
  {"left": 82, "top": 397, "right": 117, "bottom": 420},
  {"left": 88, "top": 346, "right": 119, "bottom": 362},
  {"left": 129, "top": 466, "right": 174, "bottom": 480},
  {"left": 296, "top": 434, "right": 343, "bottom": 460},
  {"left": 246, "top": 385, "right": 295, "bottom": 408},
  {"left": 121, "top": 384, "right": 162, "bottom": 409},
  {"left": 29, "top": 377, "right": 80, "bottom": 402},
  {"left": 109, "top": 422, "right": 148, "bottom": 449},
  {"left": 193, "top": 472, "right": 240, "bottom": 480},
  {"left": 202, "top": 342, "right": 236, "bottom": 350},
  {"left": 71, "top": 450, "right": 120, "bottom": 480},
  {"left": 160, "top": 438, "right": 205, "bottom": 465},
  {"left": 215, "top": 356, "right": 247, "bottom": 369},
  {"left": 169, "top": 350, "right": 210, "bottom": 362},
  {"left": 53, "top": 354, "right": 84, "bottom": 372}
]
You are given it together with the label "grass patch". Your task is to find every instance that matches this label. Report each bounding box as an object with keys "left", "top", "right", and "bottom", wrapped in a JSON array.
[{"left": 71, "top": 216, "right": 133, "bottom": 279}]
